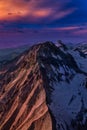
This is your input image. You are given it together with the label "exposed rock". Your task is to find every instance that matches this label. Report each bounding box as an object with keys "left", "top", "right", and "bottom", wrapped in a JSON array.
[{"left": 0, "top": 43, "right": 52, "bottom": 130}]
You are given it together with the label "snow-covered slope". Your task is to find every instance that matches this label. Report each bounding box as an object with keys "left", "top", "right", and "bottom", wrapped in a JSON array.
[
  {"left": 73, "top": 42, "right": 87, "bottom": 58},
  {"left": 37, "top": 42, "right": 87, "bottom": 130}
]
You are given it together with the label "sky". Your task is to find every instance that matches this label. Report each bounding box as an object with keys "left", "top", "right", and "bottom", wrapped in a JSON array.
[{"left": 0, "top": 0, "right": 87, "bottom": 48}]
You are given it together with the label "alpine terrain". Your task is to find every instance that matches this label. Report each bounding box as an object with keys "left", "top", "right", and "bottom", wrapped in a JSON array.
[{"left": 0, "top": 41, "right": 87, "bottom": 130}]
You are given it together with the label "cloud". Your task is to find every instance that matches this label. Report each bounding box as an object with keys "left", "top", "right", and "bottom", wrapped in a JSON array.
[
  {"left": 52, "top": 26, "right": 80, "bottom": 31},
  {"left": 73, "top": 29, "right": 87, "bottom": 35},
  {"left": 49, "top": 8, "right": 76, "bottom": 21},
  {"left": 0, "top": 0, "right": 75, "bottom": 22},
  {"left": 0, "top": 0, "right": 30, "bottom": 20},
  {"left": 0, "top": 0, "right": 87, "bottom": 46},
  {"left": 42, "top": 24, "right": 87, "bottom": 38}
]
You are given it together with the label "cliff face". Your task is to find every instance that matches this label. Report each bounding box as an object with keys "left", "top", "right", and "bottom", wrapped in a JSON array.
[{"left": 0, "top": 44, "right": 52, "bottom": 130}]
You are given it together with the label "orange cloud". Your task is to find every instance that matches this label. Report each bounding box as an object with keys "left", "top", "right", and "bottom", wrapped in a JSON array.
[
  {"left": 0, "top": 0, "right": 29, "bottom": 20},
  {"left": 32, "top": 9, "right": 52, "bottom": 17},
  {"left": 0, "top": 0, "right": 75, "bottom": 22},
  {"left": 0, "top": 0, "right": 53, "bottom": 21}
]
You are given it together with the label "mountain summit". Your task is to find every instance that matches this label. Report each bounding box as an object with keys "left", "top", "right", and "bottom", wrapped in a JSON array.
[{"left": 0, "top": 41, "right": 87, "bottom": 130}]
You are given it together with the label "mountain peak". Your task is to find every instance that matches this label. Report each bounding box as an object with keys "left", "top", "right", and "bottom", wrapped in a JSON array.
[{"left": 0, "top": 41, "right": 87, "bottom": 130}]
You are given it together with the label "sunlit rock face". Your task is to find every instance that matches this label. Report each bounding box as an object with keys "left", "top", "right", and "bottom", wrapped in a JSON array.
[
  {"left": 0, "top": 43, "right": 52, "bottom": 130},
  {"left": 0, "top": 41, "right": 87, "bottom": 130}
]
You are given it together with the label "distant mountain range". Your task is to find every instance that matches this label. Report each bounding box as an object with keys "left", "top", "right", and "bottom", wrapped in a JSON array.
[
  {"left": 0, "top": 44, "right": 30, "bottom": 62},
  {"left": 0, "top": 41, "right": 87, "bottom": 130}
]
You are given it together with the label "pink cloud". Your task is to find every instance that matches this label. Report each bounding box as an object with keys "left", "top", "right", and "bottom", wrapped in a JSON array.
[
  {"left": 73, "top": 29, "right": 87, "bottom": 35},
  {"left": 51, "top": 8, "right": 76, "bottom": 21},
  {"left": 43, "top": 26, "right": 80, "bottom": 32},
  {"left": 51, "top": 26, "right": 79, "bottom": 31}
]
